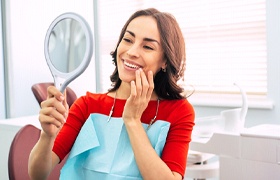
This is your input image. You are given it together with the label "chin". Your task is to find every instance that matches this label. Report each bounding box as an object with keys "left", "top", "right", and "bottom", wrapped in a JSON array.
[
  {"left": 120, "top": 77, "right": 135, "bottom": 84},
  {"left": 118, "top": 69, "right": 135, "bottom": 83},
  {"left": 118, "top": 73, "right": 134, "bottom": 82}
]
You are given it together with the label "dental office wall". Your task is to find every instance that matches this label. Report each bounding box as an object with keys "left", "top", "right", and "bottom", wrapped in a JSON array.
[
  {"left": 192, "top": 0, "right": 280, "bottom": 128},
  {"left": 2, "top": 0, "right": 96, "bottom": 118}
]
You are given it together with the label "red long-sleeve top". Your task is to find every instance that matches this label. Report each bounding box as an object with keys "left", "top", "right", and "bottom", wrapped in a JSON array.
[{"left": 53, "top": 92, "right": 195, "bottom": 177}]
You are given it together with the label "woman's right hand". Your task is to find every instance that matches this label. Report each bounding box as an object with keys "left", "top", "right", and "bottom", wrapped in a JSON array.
[{"left": 38, "top": 86, "right": 69, "bottom": 138}]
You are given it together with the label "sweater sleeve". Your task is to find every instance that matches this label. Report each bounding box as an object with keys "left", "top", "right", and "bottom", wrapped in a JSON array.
[
  {"left": 52, "top": 93, "right": 90, "bottom": 161},
  {"left": 161, "top": 99, "right": 195, "bottom": 177}
]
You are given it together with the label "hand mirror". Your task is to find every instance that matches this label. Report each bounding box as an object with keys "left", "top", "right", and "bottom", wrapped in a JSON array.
[{"left": 44, "top": 12, "right": 93, "bottom": 92}]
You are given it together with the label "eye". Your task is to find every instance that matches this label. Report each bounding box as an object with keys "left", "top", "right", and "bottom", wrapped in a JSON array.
[
  {"left": 144, "top": 45, "right": 154, "bottom": 50},
  {"left": 123, "top": 38, "right": 132, "bottom": 43}
]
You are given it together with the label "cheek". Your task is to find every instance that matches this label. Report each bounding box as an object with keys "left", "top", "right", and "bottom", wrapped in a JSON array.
[
  {"left": 152, "top": 57, "right": 165, "bottom": 72},
  {"left": 117, "top": 42, "right": 126, "bottom": 53},
  {"left": 116, "top": 43, "right": 124, "bottom": 54},
  {"left": 116, "top": 48, "right": 123, "bottom": 63},
  {"left": 144, "top": 63, "right": 162, "bottom": 76}
]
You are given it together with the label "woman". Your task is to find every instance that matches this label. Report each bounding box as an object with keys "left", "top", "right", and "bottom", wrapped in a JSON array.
[{"left": 29, "top": 8, "right": 195, "bottom": 180}]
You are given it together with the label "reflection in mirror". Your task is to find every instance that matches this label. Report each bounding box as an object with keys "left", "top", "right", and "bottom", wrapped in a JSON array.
[
  {"left": 48, "top": 18, "right": 86, "bottom": 73},
  {"left": 44, "top": 12, "right": 93, "bottom": 92}
]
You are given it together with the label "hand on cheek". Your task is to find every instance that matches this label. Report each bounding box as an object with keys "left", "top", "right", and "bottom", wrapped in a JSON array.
[{"left": 123, "top": 69, "right": 154, "bottom": 123}]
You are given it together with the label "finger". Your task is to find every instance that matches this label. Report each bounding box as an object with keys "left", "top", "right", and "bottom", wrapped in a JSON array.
[
  {"left": 53, "top": 100, "right": 67, "bottom": 119},
  {"left": 135, "top": 69, "right": 142, "bottom": 97},
  {"left": 47, "top": 86, "right": 64, "bottom": 101},
  {"left": 39, "top": 108, "right": 65, "bottom": 127},
  {"left": 41, "top": 97, "right": 67, "bottom": 113},
  {"left": 40, "top": 114, "right": 63, "bottom": 128},
  {"left": 62, "top": 90, "right": 69, "bottom": 118},
  {"left": 40, "top": 97, "right": 56, "bottom": 108},
  {"left": 139, "top": 69, "right": 149, "bottom": 98},
  {"left": 40, "top": 98, "right": 67, "bottom": 121},
  {"left": 130, "top": 80, "right": 137, "bottom": 99},
  {"left": 146, "top": 70, "right": 154, "bottom": 99},
  {"left": 40, "top": 106, "right": 66, "bottom": 122}
]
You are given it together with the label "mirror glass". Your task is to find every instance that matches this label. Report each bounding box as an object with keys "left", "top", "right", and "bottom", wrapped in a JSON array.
[
  {"left": 45, "top": 12, "right": 93, "bottom": 92},
  {"left": 48, "top": 18, "right": 86, "bottom": 73}
]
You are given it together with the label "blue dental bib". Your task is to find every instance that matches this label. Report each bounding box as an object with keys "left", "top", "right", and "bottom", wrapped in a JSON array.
[{"left": 60, "top": 113, "right": 170, "bottom": 180}]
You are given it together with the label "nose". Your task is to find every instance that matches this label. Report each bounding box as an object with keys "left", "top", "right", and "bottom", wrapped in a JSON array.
[{"left": 126, "top": 44, "right": 140, "bottom": 58}]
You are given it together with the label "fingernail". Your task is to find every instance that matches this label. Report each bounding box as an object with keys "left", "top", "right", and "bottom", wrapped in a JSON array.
[{"left": 60, "top": 96, "right": 64, "bottom": 101}]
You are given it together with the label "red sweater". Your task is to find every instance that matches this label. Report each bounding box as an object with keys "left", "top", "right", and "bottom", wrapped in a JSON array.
[{"left": 53, "top": 92, "right": 195, "bottom": 177}]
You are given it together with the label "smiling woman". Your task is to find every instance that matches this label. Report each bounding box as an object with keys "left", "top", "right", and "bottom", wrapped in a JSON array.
[{"left": 28, "top": 8, "right": 195, "bottom": 180}]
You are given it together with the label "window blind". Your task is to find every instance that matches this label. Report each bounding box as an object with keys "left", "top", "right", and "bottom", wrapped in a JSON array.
[
  {"left": 97, "top": 0, "right": 142, "bottom": 92},
  {"left": 97, "top": 0, "right": 267, "bottom": 96}
]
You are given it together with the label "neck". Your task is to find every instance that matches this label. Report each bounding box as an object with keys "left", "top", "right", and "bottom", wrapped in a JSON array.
[{"left": 117, "top": 82, "right": 131, "bottom": 99}]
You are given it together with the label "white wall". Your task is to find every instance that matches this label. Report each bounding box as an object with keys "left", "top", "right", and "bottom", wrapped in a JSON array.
[
  {"left": 193, "top": 0, "right": 280, "bottom": 127},
  {"left": 5, "top": 0, "right": 96, "bottom": 118}
]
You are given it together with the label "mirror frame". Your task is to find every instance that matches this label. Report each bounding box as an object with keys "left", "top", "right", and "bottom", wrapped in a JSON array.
[{"left": 44, "top": 12, "right": 93, "bottom": 92}]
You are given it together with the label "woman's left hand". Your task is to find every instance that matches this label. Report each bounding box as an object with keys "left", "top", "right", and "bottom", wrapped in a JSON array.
[{"left": 122, "top": 68, "right": 154, "bottom": 124}]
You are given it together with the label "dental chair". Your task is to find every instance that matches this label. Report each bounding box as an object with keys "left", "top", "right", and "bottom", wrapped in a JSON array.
[
  {"left": 8, "top": 124, "right": 68, "bottom": 180},
  {"left": 31, "top": 82, "right": 77, "bottom": 107}
]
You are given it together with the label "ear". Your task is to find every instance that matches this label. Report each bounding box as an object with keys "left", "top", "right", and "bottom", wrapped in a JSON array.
[{"left": 161, "top": 62, "right": 167, "bottom": 70}]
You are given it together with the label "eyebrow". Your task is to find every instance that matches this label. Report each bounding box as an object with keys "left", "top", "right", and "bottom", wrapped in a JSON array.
[{"left": 125, "top": 30, "right": 160, "bottom": 45}]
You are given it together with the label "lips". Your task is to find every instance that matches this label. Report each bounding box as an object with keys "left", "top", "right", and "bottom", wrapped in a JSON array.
[{"left": 123, "top": 60, "right": 141, "bottom": 69}]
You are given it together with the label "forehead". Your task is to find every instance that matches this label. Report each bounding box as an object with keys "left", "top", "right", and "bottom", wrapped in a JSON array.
[{"left": 126, "top": 16, "right": 161, "bottom": 42}]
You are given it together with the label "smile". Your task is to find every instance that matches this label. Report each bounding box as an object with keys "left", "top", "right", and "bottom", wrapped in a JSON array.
[{"left": 124, "top": 61, "right": 141, "bottom": 69}]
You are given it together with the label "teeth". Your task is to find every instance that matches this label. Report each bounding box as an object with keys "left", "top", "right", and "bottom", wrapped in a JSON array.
[{"left": 124, "top": 61, "right": 140, "bottom": 69}]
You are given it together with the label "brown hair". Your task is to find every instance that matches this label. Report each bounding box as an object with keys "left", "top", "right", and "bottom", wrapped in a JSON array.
[{"left": 109, "top": 8, "right": 186, "bottom": 100}]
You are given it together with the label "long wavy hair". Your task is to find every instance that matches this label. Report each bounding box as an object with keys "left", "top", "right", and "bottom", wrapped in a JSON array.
[{"left": 108, "top": 8, "right": 186, "bottom": 100}]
